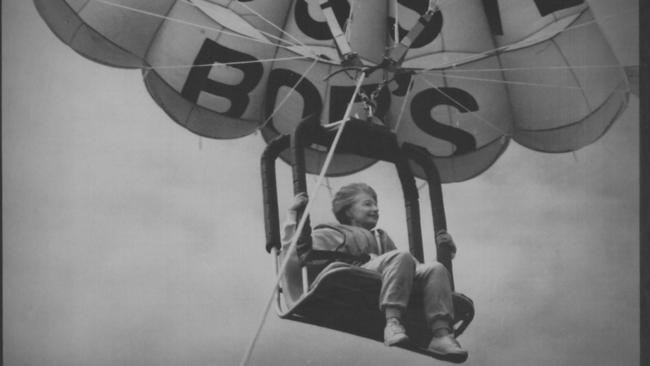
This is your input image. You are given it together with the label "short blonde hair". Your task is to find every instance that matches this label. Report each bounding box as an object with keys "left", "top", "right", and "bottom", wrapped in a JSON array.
[{"left": 332, "top": 183, "right": 377, "bottom": 224}]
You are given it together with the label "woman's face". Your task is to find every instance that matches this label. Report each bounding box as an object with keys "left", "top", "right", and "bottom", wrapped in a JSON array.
[{"left": 346, "top": 192, "right": 379, "bottom": 230}]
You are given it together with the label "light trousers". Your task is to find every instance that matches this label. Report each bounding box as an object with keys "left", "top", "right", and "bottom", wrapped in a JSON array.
[{"left": 361, "top": 250, "right": 454, "bottom": 328}]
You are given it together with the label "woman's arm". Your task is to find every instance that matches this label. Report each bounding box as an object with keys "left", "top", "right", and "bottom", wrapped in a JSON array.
[
  {"left": 281, "top": 193, "right": 368, "bottom": 265},
  {"left": 281, "top": 193, "right": 309, "bottom": 250}
]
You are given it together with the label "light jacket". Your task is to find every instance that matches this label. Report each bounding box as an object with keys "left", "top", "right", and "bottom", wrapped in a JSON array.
[{"left": 282, "top": 217, "right": 397, "bottom": 264}]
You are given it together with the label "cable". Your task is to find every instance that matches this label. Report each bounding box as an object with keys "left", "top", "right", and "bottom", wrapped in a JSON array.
[
  {"left": 92, "top": 0, "right": 311, "bottom": 53},
  {"left": 238, "top": 72, "right": 367, "bottom": 366}
]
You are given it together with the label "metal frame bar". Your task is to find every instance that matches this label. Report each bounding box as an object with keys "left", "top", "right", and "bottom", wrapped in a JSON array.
[
  {"left": 401, "top": 142, "right": 454, "bottom": 289},
  {"left": 260, "top": 117, "right": 473, "bottom": 342},
  {"left": 261, "top": 120, "right": 455, "bottom": 268}
]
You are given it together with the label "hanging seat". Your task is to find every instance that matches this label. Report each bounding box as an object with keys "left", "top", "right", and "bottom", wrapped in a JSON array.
[
  {"left": 273, "top": 249, "right": 474, "bottom": 359},
  {"left": 262, "top": 118, "right": 474, "bottom": 362}
]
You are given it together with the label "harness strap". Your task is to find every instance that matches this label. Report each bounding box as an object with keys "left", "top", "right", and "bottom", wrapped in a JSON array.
[{"left": 373, "top": 229, "right": 383, "bottom": 255}]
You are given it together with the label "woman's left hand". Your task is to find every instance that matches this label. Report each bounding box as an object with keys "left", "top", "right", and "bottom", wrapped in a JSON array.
[
  {"left": 435, "top": 230, "right": 457, "bottom": 259},
  {"left": 289, "top": 192, "right": 309, "bottom": 213}
]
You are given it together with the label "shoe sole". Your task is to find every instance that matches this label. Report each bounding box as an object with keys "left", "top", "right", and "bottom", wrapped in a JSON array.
[
  {"left": 426, "top": 349, "right": 468, "bottom": 364},
  {"left": 384, "top": 334, "right": 410, "bottom": 347}
]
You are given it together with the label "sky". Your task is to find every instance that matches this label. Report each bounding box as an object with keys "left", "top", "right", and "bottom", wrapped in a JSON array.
[{"left": 2, "top": 1, "right": 640, "bottom": 366}]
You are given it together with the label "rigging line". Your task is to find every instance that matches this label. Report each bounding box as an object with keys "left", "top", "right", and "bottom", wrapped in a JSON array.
[
  {"left": 180, "top": 0, "right": 299, "bottom": 48},
  {"left": 142, "top": 56, "right": 311, "bottom": 70},
  {"left": 414, "top": 5, "right": 638, "bottom": 76},
  {"left": 344, "top": 0, "right": 355, "bottom": 42},
  {"left": 239, "top": 72, "right": 367, "bottom": 366},
  {"left": 259, "top": 58, "right": 320, "bottom": 130},
  {"left": 91, "top": 0, "right": 310, "bottom": 54},
  {"left": 421, "top": 76, "right": 509, "bottom": 136},
  {"left": 393, "top": 0, "right": 399, "bottom": 47},
  {"left": 451, "top": 0, "right": 636, "bottom": 28},
  {"left": 414, "top": 50, "right": 508, "bottom": 76},
  {"left": 562, "top": 5, "right": 639, "bottom": 33},
  {"left": 392, "top": 75, "right": 415, "bottom": 134},
  {"left": 423, "top": 71, "right": 586, "bottom": 90},
  {"left": 221, "top": 0, "right": 309, "bottom": 50},
  {"left": 312, "top": 176, "right": 335, "bottom": 199},
  {"left": 421, "top": 64, "right": 633, "bottom": 73},
  {"left": 318, "top": 0, "right": 355, "bottom": 58}
]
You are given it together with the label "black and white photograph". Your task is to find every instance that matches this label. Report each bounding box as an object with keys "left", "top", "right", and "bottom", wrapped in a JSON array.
[{"left": 3, "top": 1, "right": 642, "bottom": 365}]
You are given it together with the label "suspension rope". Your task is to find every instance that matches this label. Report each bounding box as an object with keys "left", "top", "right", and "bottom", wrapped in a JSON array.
[
  {"left": 238, "top": 71, "right": 367, "bottom": 366},
  {"left": 345, "top": 0, "right": 356, "bottom": 43},
  {"left": 561, "top": 6, "right": 639, "bottom": 33},
  {"left": 92, "top": 0, "right": 309, "bottom": 53},
  {"left": 423, "top": 64, "right": 636, "bottom": 74},
  {"left": 424, "top": 71, "right": 587, "bottom": 90},
  {"left": 318, "top": 0, "right": 355, "bottom": 59},
  {"left": 183, "top": 0, "right": 299, "bottom": 48},
  {"left": 392, "top": 75, "right": 415, "bottom": 134},
  {"left": 232, "top": 0, "right": 309, "bottom": 50},
  {"left": 413, "top": 5, "right": 637, "bottom": 76},
  {"left": 393, "top": 0, "right": 399, "bottom": 47},
  {"left": 142, "top": 56, "right": 311, "bottom": 70}
]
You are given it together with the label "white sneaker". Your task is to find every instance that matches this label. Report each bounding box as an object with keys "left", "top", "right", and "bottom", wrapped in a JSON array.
[
  {"left": 383, "top": 318, "right": 409, "bottom": 346},
  {"left": 427, "top": 334, "right": 468, "bottom": 362}
]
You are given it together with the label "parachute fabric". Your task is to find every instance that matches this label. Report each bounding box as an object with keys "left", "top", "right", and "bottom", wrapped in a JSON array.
[{"left": 34, "top": 0, "right": 630, "bottom": 182}]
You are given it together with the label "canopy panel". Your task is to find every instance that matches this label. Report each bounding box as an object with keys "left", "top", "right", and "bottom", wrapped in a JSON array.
[
  {"left": 500, "top": 8, "right": 628, "bottom": 151},
  {"left": 143, "top": 0, "right": 293, "bottom": 138},
  {"left": 35, "top": 0, "right": 630, "bottom": 182},
  {"left": 34, "top": 0, "right": 175, "bottom": 67},
  {"left": 387, "top": 0, "right": 512, "bottom": 182},
  {"left": 260, "top": 0, "right": 388, "bottom": 176}
]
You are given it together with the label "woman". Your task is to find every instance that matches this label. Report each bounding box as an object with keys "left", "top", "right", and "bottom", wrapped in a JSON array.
[{"left": 281, "top": 183, "right": 467, "bottom": 359}]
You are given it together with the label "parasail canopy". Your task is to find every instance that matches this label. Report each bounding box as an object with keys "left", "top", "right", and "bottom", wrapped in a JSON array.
[{"left": 34, "top": 0, "right": 629, "bottom": 182}]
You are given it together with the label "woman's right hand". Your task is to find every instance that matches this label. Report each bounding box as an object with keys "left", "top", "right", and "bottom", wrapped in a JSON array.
[{"left": 289, "top": 192, "right": 309, "bottom": 212}]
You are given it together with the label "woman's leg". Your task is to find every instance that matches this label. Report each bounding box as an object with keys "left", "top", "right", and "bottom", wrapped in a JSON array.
[
  {"left": 414, "top": 261, "right": 454, "bottom": 330},
  {"left": 362, "top": 250, "right": 416, "bottom": 311},
  {"left": 362, "top": 250, "right": 416, "bottom": 346},
  {"left": 415, "top": 262, "right": 467, "bottom": 358}
]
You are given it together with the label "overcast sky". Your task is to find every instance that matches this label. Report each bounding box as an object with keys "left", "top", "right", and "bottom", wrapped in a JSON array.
[{"left": 2, "top": 1, "right": 639, "bottom": 365}]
